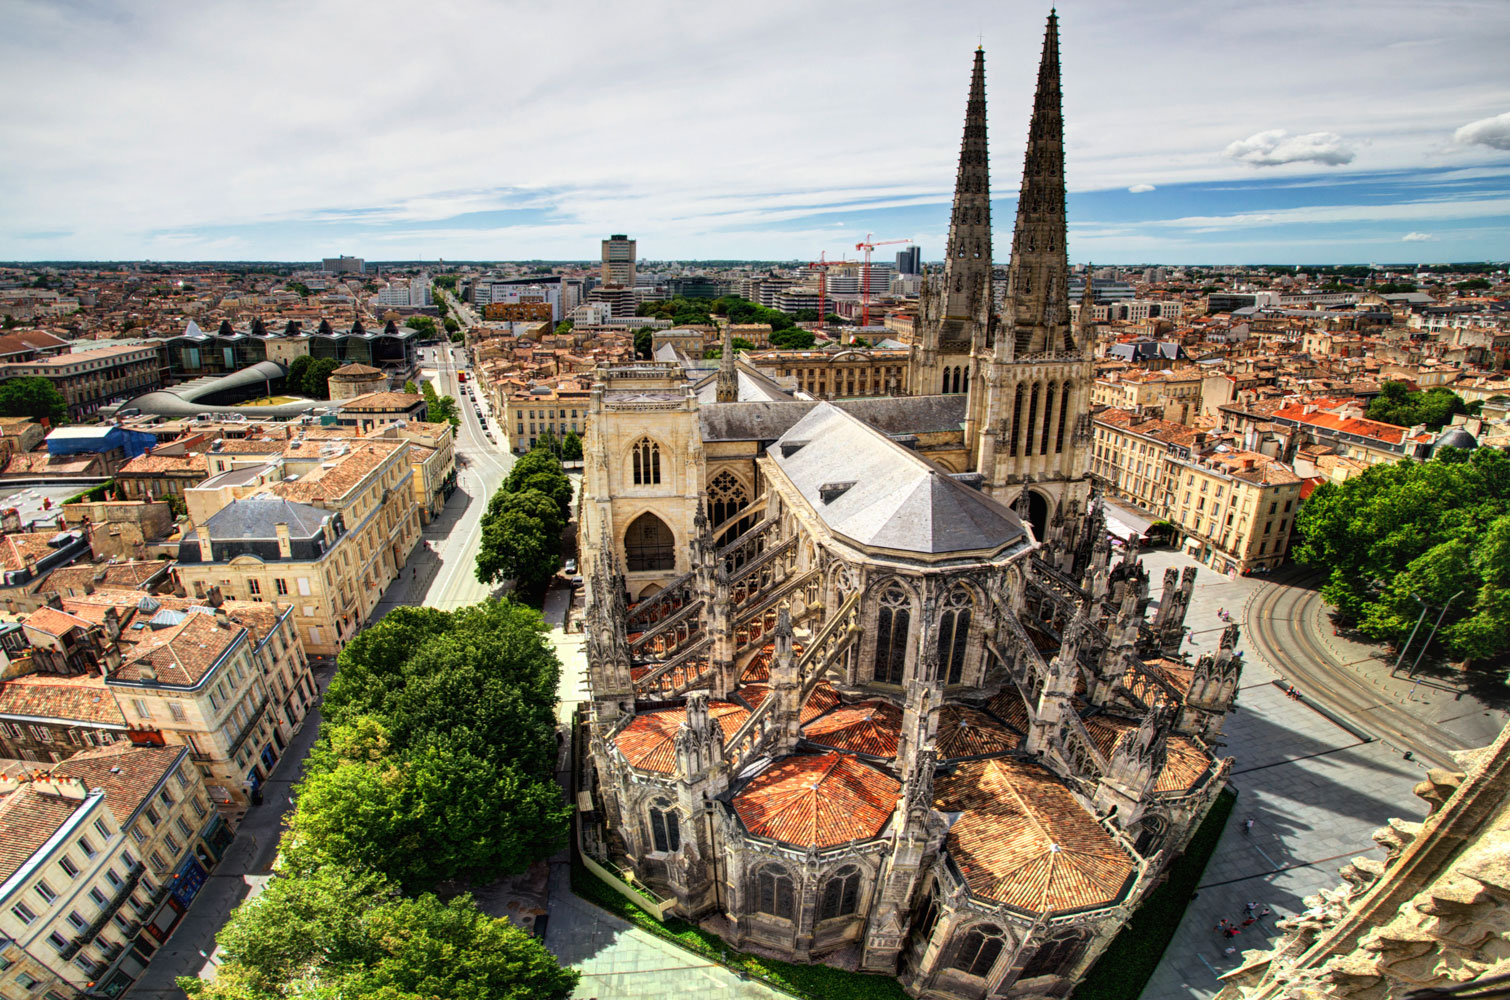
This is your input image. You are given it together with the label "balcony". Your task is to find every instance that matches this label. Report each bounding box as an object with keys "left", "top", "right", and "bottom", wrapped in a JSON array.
[
  {"left": 61, "top": 862, "right": 143, "bottom": 960},
  {"left": 225, "top": 695, "right": 271, "bottom": 760}
]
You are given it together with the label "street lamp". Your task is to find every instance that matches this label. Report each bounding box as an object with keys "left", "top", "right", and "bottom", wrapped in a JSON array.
[
  {"left": 1408, "top": 589, "right": 1465, "bottom": 679},
  {"left": 1391, "top": 595, "right": 1431, "bottom": 676}
]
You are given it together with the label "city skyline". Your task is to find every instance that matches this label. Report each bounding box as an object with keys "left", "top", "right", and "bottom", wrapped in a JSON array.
[{"left": 1, "top": 0, "right": 1508, "bottom": 264}]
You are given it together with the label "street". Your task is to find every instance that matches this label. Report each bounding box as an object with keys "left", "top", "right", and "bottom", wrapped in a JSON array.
[{"left": 125, "top": 333, "right": 521, "bottom": 996}]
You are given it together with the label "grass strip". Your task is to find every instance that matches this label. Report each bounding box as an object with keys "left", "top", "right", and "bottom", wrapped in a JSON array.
[
  {"left": 1074, "top": 786, "right": 1238, "bottom": 1000},
  {"left": 569, "top": 857, "right": 910, "bottom": 1000}
]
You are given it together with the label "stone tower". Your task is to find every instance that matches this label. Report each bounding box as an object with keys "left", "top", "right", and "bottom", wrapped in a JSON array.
[
  {"left": 969, "top": 11, "right": 1096, "bottom": 543},
  {"left": 908, "top": 46, "right": 992, "bottom": 405}
]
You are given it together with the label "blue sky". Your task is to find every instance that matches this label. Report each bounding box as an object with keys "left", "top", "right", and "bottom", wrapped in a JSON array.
[{"left": 1, "top": 0, "right": 1508, "bottom": 264}]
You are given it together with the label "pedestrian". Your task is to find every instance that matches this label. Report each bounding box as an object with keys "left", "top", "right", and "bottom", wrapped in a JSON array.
[
  {"left": 1243, "top": 818, "right": 1254, "bottom": 836},
  {"left": 1259, "top": 906, "right": 1271, "bottom": 920},
  {"left": 1223, "top": 946, "right": 1237, "bottom": 955},
  {"left": 1242, "top": 917, "right": 1256, "bottom": 927},
  {"left": 1245, "top": 901, "right": 1258, "bottom": 913}
]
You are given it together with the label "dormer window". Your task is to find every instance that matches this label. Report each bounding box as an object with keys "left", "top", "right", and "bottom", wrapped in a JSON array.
[{"left": 818, "top": 481, "right": 855, "bottom": 505}]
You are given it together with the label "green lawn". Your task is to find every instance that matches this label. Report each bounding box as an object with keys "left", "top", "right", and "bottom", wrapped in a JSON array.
[{"left": 1074, "top": 787, "right": 1238, "bottom": 1000}]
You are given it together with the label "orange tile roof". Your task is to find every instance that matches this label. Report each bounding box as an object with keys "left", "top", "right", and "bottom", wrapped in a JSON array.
[
  {"left": 1269, "top": 401, "right": 1405, "bottom": 444},
  {"left": 987, "top": 687, "right": 1032, "bottom": 734},
  {"left": 1082, "top": 716, "right": 1212, "bottom": 795},
  {"left": 0, "top": 672, "right": 124, "bottom": 726},
  {"left": 935, "top": 757, "right": 1137, "bottom": 914},
  {"left": 801, "top": 681, "right": 840, "bottom": 724},
  {"left": 51, "top": 743, "right": 185, "bottom": 824},
  {"left": 1141, "top": 658, "right": 1194, "bottom": 698},
  {"left": 113, "top": 610, "right": 246, "bottom": 686},
  {"left": 0, "top": 783, "right": 82, "bottom": 883},
  {"left": 612, "top": 701, "right": 750, "bottom": 774},
  {"left": 735, "top": 683, "right": 770, "bottom": 712},
  {"left": 935, "top": 705, "right": 1022, "bottom": 759},
  {"left": 802, "top": 700, "right": 902, "bottom": 758},
  {"left": 732, "top": 751, "right": 899, "bottom": 847},
  {"left": 1, "top": 532, "right": 67, "bottom": 572},
  {"left": 21, "top": 606, "right": 94, "bottom": 637}
]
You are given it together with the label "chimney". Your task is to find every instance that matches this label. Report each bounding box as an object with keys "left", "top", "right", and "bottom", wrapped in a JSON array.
[
  {"left": 213, "top": 607, "right": 231, "bottom": 629},
  {"left": 206, "top": 584, "right": 224, "bottom": 608},
  {"left": 275, "top": 522, "right": 292, "bottom": 559}
]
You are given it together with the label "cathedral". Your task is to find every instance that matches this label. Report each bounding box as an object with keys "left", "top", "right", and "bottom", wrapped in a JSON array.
[{"left": 577, "top": 13, "right": 1239, "bottom": 998}]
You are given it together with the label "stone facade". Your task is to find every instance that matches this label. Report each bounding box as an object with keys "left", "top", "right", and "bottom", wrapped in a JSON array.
[
  {"left": 1216, "top": 722, "right": 1510, "bottom": 1000},
  {"left": 577, "top": 16, "right": 1237, "bottom": 998}
]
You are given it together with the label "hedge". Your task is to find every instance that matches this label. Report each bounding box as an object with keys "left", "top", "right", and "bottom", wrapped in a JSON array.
[
  {"left": 569, "top": 858, "right": 910, "bottom": 1000},
  {"left": 62, "top": 479, "right": 114, "bottom": 505},
  {"left": 1074, "top": 786, "right": 1238, "bottom": 1000}
]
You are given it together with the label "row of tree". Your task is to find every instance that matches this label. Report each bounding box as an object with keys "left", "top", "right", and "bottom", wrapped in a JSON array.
[
  {"left": 181, "top": 600, "right": 577, "bottom": 999},
  {"left": 1365, "top": 380, "right": 1481, "bottom": 431},
  {"left": 476, "top": 448, "right": 574, "bottom": 595},
  {"left": 1294, "top": 447, "right": 1510, "bottom": 663},
  {"left": 0, "top": 376, "right": 67, "bottom": 425}
]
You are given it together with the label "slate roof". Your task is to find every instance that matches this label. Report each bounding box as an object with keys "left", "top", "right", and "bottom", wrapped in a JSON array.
[
  {"left": 698, "top": 394, "right": 968, "bottom": 443},
  {"left": 935, "top": 757, "right": 1137, "bottom": 914},
  {"left": 769, "top": 402, "right": 1026, "bottom": 555},
  {"left": 732, "top": 751, "right": 899, "bottom": 847},
  {"left": 202, "top": 495, "right": 331, "bottom": 540}
]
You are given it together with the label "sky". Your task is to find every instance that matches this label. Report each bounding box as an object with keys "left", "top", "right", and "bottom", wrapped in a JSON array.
[{"left": 1, "top": 0, "right": 1508, "bottom": 265}]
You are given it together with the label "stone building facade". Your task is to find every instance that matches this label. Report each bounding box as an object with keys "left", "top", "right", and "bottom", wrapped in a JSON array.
[{"left": 578, "top": 14, "right": 1238, "bottom": 999}]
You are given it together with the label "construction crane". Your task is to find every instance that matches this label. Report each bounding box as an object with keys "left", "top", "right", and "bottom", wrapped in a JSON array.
[
  {"left": 853, "top": 234, "right": 914, "bottom": 328},
  {"left": 806, "top": 252, "right": 858, "bottom": 334}
]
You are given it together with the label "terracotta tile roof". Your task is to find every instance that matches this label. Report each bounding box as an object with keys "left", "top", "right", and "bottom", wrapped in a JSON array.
[
  {"left": 735, "top": 683, "right": 770, "bottom": 711},
  {"left": 1082, "top": 717, "right": 1213, "bottom": 795},
  {"left": 1270, "top": 400, "right": 1406, "bottom": 444},
  {"left": 1141, "top": 657, "right": 1194, "bottom": 698},
  {"left": 802, "top": 680, "right": 840, "bottom": 724},
  {"left": 612, "top": 701, "right": 750, "bottom": 774},
  {"left": 935, "top": 705, "right": 1022, "bottom": 759},
  {"left": 1, "top": 532, "right": 67, "bottom": 572},
  {"left": 21, "top": 606, "right": 94, "bottom": 637},
  {"left": 0, "top": 783, "right": 83, "bottom": 883},
  {"left": 273, "top": 443, "right": 397, "bottom": 505},
  {"left": 0, "top": 672, "right": 124, "bottom": 725},
  {"left": 40, "top": 561, "right": 165, "bottom": 597},
  {"left": 339, "top": 392, "right": 426, "bottom": 411},
  {"left": 112, "top": 610, "right": 246, "bottom": 687},
  {"left": 935, "top": 757, "right": 1137, "bottom": 914},
  {"left": 732, "top": 751, "right": 899, "bottom": 847},
  {"left": 117, "top": 452, "right": 208, "bottom": 477},
  {"left": 802, "top": 700, "right": 902, "bottom": 758},
  {"left": 50, "top": 743, "right": 185, "bottom": 825},
  {"left": 987, "top": 687, "right": 1032, "bottom": 734}
]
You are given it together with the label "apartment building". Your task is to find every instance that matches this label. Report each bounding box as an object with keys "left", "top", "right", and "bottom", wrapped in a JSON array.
[
  {"left": 1167, "top": 450, "right": 1303, "bottom": 574},
  {"left": 1089, "top": 408, "right": 1204, "bottom": 513},
  {"left": 0, "top": 744, "right": 227, "bottom": 999},
  {"left": 505, "top": 380, "right": 592, "bottom": 453},
  {"left": 0, "top": 345, "right": 163, "bottom": 421},
  {"left": 747, "top": 347, "right": 910, "bottom": 398},
  {"left": 1090, "top": 370, "right": 1202, "bottom": 424}
]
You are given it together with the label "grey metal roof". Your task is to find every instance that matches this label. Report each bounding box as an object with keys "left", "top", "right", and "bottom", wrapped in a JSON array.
[
  {"left": 693, "top": 366, "right": 794, "bottom": 403},
  {"left": 120, "top": 361, "right": 322, "bottom": 419},
  {"left": 202, "top": 495, "right": 331, "bottom": 540},
  {"left": 769, "top": 403, "right": 1025, "bottom": 555},
  {"left": 699, "top": 394, "right": 968, "bottom": 443}
]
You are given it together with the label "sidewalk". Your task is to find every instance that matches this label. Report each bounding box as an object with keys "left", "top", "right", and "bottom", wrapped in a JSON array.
[
  {"left": 1136, "top": 549, "right": 1428, "bottom": 1000},
  {"left": 125, "top": 666, "right": 334, "bottom": 998}
]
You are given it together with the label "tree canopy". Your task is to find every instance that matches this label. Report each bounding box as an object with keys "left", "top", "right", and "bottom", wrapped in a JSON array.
[
  {"left": 1294, "top": 447, "right": 1510, "bottom": 663},
  {"left": 0, "top": 376, "right": 67, "bottom": 425},
  {"left": 420, "top": 381, "right": 460, "bottom": 428},
  {"left": 476, "top": 449, "right": 572, "bottom": 593},
  {"left": 406, "top": 315, "right": 438, "bottom": 338},
  {"left": 179, "top": 864, "right": 577, "bottom": 1000},
  {"left": 561, "top": 429, "right": 583, "bottom": 462},
  {"left": 1365, "top": 380, "right": 1479, "bottom": 431},
  {"left": 285, "top": 356, "right": 340, "bottom": 399}
]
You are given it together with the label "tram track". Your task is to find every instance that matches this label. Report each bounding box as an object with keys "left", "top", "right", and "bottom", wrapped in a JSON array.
[{"left": 1244, "top": 575, "right": 1464, "bottom": 771}]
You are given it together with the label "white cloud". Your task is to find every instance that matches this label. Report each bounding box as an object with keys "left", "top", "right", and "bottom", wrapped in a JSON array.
[
  {"left": 1223, "top": 130, "right": 1356, "bottom": 167},
  {"left": 1127, "top": 183, "right": 1156, "bottom": 193},
  {"left": 1401, "top": 231, "right": 1436, "bottom": 242},
  {"left": 1454, "top": 111, "right": 1510, "bottom": 151}
]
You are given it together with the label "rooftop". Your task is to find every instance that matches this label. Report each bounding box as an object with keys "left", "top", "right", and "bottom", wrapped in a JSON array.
[{"left": 732, "top": 751, "right": 900, "bottom": 848}]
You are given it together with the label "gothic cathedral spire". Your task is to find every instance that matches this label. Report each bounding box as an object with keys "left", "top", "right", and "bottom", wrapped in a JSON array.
[
  {"left": 1004, "top": 10, "right": 1074, "bottom": 357},
  {"left": 940, "top": 46, "right": 993, "bottom": 325}
]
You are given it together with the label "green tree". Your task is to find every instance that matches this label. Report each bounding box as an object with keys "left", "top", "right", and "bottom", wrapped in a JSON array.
[
  {"left": 0, "top": 376, "right": 67, "bottom": 425},
  {"left": 555, "top": 318, "right": 574, "bottom": 335},
  {"left": 302, "top": 358, "right": 341, "bottom": 400},
  {"left": 703, "top": 337, "right": 755, "bottom": 359},
  {"left": 1455, "top": 277, "right": 1492, "bottom": 292},
  {"left": 1366, "top": 380, "right": 1477, "bottom": 430},
  {"left": 536, "top": 428, "right": 562, "bottom": 457},
  {"left": 286, "top": 355, "right": 312, "bottom": 396},
  {"left": 560, "top": 429, "right": 583, "bottom": 461},
  {"left": 420, "top": 382, "right": 460, "bottom": 428},
  {"left": 179, "top": 864, "right": 576, "bottom": 1000},
  {"left": 476, "top": 488, "right": 564, "bottom": 590},
  {"left": 1294, "top": 448, "right": 1510, "bottom": 663},
  {"left": 769, "top": 327, "right": 816, "bottom": 349},
  {"left": 634, "top": 328, "right": 653, "bottom": 359},
  {"left": 285, "top": 281, "right": 311, "bottom": 297},
  {"left": 502, "top": 448, "right": 572, "bottom": 521},
  {"left": 443, "top": 316, "right": 460, "bottom": 334},
  {"left": 406, "top": 315, "right": 438, "bottom": 338},
  {"left": 402, "top": 380, "right": 418, "bottom": 394}
]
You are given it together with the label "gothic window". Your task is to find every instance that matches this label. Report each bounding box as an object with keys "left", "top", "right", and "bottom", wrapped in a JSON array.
[
  {"left": 648, "top": 800, "right": 680, "bottom": 853},
  {"left": 1041, "top": 381, "right": 1057, "bottom": 456},
  {"left": 1027, "top": 383, "right": 1041, "bottom": 454},
  {"left": 952, "top": 924, "right": 1005, "bottom": 978},
  {"left": 872, "top": 584, "right": 911, "bottom": 685},
  {"left": 937, "top": 588, "right": 973, "bottom": 685},
  {"left": 1019, "top": 932, "right": 1085, "bottom": 980},
  {"left": 1056, "top": 382, "right": 1072, "bottom": 453},
  {"left": 631, "top": 437, "right": 661, "bottom": 485},
  {"left": 912, "top": 893, "right": 940, "bottom": 949},
  {"left": 818, "top": 865, "right": 861, "bottom": 921},
  {"left": 1010, "top": 384, "right": 1026, "bottom": 457},
  {"left": 963, "top": 367, "right": 969, "bottom": 393},
  {"left": 708, "top": 470, "right": 750, "bottom": 531},
  {"left": 625, "top": 513, "right": 675, "bottom": 572},
  {"left": 755, "top": 864, "right": 795, "bottom": 919}
]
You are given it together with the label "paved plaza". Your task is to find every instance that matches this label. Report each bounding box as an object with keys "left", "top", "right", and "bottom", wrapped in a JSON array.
[{"left": 1138, "top": 548, "right": 1431, "bottom": 1000}]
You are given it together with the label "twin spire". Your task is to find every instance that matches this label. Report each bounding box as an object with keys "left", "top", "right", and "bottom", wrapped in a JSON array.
[{"left": 940, "top": 10, "right": 1075, "bottom": 357}]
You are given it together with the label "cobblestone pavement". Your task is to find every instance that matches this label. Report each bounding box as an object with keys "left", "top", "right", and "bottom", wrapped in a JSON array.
[{"left": 1138, "top": 548, "right": 1432, "bottom": 1000}]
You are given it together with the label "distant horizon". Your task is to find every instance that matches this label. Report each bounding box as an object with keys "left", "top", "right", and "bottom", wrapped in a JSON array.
[
  {"left": 2, "top": 257, "right": 1505, "bottom": 270},
  {"left": 2, "top": 1, "right": 1508, "bottom": 264}
]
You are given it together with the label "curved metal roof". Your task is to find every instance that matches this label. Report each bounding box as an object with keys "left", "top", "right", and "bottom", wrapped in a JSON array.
[{"left": 118, "top": 361, "right": 323, "bottom": 418}]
